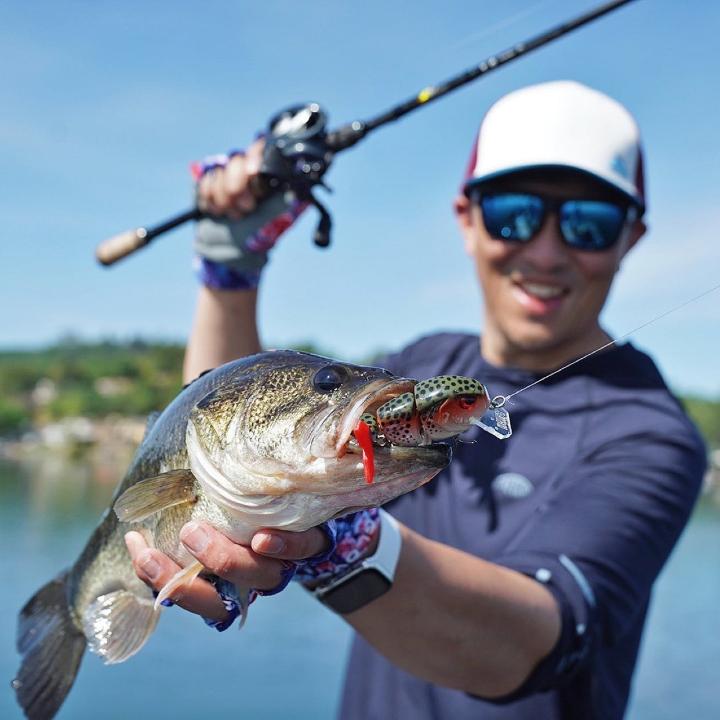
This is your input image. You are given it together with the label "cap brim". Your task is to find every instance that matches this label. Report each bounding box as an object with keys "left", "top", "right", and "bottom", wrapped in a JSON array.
[{"left": 464, "top": 164, "right": 645, "bottom": 213}]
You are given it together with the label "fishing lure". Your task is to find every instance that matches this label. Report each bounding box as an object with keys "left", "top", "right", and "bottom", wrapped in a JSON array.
[
  {"left": 352, "top": 375, "right": 509, "bottom": 484},
  {"left": 372, "top": 375, "right": 490, "bottom": 446}
]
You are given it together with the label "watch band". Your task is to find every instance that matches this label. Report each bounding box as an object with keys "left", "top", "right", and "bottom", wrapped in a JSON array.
[{"left": 312, "top": 509, "right": 402, "bottom": 614}]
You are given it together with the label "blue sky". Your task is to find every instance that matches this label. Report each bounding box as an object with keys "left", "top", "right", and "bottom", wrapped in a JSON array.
[{"left": 2, "top": 0, "right": 719, "bottom": 395}]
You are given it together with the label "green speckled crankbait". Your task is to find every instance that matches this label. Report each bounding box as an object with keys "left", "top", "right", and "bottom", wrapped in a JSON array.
[{"left": 363, "top": 375, "right": 492, "bottom": 447}]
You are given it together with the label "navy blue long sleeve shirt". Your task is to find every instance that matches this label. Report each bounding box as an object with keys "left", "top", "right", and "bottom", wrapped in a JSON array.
[{"left": 339, "top": 333, "right": 705, "bottom": 720}]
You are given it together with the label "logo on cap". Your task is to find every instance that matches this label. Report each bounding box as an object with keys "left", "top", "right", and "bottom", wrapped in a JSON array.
[{"left": 611, "top": 155, "right": 630, "bottom": 180}]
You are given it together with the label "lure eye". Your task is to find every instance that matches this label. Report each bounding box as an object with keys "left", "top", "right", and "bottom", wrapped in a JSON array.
[
  {"left": 313, "top": 364, "right": 349, "bottom": 392},
  {"left": 457, "top": 395, "right": 479, "bottom": 410}
]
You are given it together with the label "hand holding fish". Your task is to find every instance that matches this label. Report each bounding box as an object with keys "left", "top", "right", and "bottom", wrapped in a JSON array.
[{"left": 124, "top": 522, "right": 331, "bottom": 624}]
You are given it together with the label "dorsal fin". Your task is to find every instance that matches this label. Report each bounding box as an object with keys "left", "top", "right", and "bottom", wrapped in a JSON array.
[{"left": 141, "top": 411, "right": 162, "bottom": 444}]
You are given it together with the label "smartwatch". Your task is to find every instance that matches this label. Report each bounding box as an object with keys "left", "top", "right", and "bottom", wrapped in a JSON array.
[{"left": 312, "top": 510, "right": 402, "bottom": 614}]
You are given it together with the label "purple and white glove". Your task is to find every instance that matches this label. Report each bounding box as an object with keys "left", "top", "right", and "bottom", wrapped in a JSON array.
[
  {"left": 191, "top": 148, "right": 308, "bottom": 290},
  {"left": 294, "top": 508, "right": 381, "bottom": 584}
]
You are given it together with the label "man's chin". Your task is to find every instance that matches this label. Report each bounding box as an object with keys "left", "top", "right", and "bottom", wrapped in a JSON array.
[{"left": 497, "top": 323, "right": 575, "bottom": 369}]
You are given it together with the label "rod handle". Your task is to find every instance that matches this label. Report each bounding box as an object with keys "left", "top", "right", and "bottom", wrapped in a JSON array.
[{"left": 95, "top": 228, "right": 150, "bottom": 266}]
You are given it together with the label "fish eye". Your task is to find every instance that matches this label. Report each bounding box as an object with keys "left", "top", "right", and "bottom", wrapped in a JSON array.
[{"left": 313, "top": 364, "right": 349, "bottom": 392}]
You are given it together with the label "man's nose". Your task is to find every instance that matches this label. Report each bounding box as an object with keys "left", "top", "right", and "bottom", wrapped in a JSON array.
[{"left": 520, "top": 213, "right": 569, "bottom": 270}]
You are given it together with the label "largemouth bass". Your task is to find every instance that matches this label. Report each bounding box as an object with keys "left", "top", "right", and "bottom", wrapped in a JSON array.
[{"left": 13, "top": 350, "right": 489, "bottom": 720}]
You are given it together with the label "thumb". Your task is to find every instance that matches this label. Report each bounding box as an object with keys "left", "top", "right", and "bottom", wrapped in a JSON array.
[{"left": 251, "top": 527, "right": 329, "bottom": 561}]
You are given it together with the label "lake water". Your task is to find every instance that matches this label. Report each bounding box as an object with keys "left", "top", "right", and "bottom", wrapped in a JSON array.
[{"left": 1, "top": 455, "right": 718, "bottom": 719}]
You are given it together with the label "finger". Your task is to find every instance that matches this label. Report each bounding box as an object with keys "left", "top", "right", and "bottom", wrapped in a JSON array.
[
  {"left": 224, "top": 156, "right": 257, "bottom": 214},
  {"left": 180, "top": 522, "right": 285, "bottom": 591},
  {"left": 234, "top": 187, "right": 257, "bottom": 214},
  {"left": 224, "top": 154, "right": 247, "bottom": 195},
  {"left": 124, "top": 531, "right": 228, "bottom": 621},
  {"left": 208, "top": 167, "right": 231, "bottom": 214},
  {"left": 245, "top": 138, "right": 266, "bottom": 177},
  {"left": 251, "top": 527, "right": 329, "bottom": 561},
  {"left": 237, "top": 139, "right": 267, "bottom": 210},
  {"left": 197, "top": 172, "right": 215, "bottom": 213}
]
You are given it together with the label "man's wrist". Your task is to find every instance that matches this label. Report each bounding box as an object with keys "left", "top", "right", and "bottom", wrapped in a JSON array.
[
  {"left": 300, "top": 524, "right": 378, "bottom": 591},
  {"left": 194, "top": 256, "right": 264, "bottom": 291},
  {"left": 296, "top": 509, "right": 381, "bottom": 586},
  {"left": 307, "top": 510, "right": 402, "bottom": 614}
]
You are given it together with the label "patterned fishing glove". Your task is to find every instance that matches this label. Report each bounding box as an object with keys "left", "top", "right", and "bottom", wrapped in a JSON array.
[
  {"left": 294, "top": 508, "right": 380, "bottom": 584},
  {"left": 192, "top": 149, "right": 308, "bottom": 290}
]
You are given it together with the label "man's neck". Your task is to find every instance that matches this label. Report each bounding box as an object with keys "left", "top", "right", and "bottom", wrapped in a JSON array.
[{"left": 480, "top": 325, "right": 613, "bottom": 374}]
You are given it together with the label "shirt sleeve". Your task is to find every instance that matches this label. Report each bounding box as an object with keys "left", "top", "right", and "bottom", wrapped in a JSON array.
[{"left": 487, "top": 429, "right": 706, "bottom": 700}]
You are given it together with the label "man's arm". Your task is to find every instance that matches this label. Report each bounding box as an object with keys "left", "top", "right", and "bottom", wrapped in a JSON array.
[
  {"left": 183, "top": 138, "right": 292, "bottom": 384},
  {"left": 183, "top": 287, "right": 261, "bottom": 384},
  {"left": 347, "top": 524, "right": 561, "bottom": 697},
  {"left": 125, "top": 521, "right": 561, "bottom": 698}
]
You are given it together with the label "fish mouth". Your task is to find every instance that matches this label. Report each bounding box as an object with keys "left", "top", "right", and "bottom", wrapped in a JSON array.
[
  {"left": 337, "top": 378, "right": 417, "bottom": 454},
  {"left": 325, "top": 447, "right": 451, "bottom": 513},
  {"left": 308, "top": 378, "right": 415, "bottom": 459}
]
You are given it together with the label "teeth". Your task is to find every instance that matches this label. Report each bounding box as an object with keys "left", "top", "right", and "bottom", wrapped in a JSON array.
[{"left": 521, "top": 282, "right": 564, "bottom": 299}]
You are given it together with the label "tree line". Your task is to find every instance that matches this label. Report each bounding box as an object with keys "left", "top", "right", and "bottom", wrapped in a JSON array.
[{"left": 1, "top": 339, "right": 719, "bottom": 451}]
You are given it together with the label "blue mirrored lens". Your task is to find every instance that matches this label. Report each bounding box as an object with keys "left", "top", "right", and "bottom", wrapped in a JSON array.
[
  {"left": 480, "top": 194, "right": 544, "bottom": 242},
  {"left": 559, "top": 201, "right": 625, "bottom": 250}
]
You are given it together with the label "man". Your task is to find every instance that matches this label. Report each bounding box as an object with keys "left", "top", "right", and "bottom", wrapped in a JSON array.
[{"left": 125, "top": 81, "right": 705, "bottom": 718}]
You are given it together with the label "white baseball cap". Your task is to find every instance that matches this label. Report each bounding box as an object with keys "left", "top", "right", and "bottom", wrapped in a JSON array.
[{"left": 463, "top": 80, "right": 646, "bottom": 211}]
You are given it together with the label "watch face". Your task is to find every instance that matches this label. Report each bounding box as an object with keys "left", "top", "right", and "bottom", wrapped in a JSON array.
[{"left": 320, "top": 569, "right": 392, "bottom": 615}]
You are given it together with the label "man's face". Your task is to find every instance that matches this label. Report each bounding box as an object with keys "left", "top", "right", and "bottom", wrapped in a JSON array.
[{"left": 455, "top": 170, "right": 646, "bottom": 370}]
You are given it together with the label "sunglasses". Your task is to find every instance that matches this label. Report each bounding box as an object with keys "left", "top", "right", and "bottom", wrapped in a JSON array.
[{"left": 470, "top": 191, "right": 638, "bottom": 251}]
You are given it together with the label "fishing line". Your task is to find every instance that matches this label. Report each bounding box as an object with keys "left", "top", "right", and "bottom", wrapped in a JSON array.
[
  {"left": 449, "top": 0, "right": 560, "bottom": 53},
  {"left": 492, "top": 278, "right": 720, "bottom": 409}
]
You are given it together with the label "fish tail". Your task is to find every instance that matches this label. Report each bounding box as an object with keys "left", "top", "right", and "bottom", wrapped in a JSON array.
[{"left": 13, "top": 570, "right": 86, "bottom": 720}]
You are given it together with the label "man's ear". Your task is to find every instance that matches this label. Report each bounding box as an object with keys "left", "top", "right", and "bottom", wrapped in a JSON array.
[
  {"left": 615, "top": 218, "right": 647, "bottom": 271},
  {"left": 623, "top": 218, "right": 647, "bottom": 257},
  {"left": 454, "top": 194, "right": 476, "bottom": 255}
]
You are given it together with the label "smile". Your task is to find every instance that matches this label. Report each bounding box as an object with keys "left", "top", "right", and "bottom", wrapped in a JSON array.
[
  {"left": 511, "top": 279, "right": 570, "bottom": 314},
  {"left": 518, "top": 281, "right": 568, "bottom": 300}
]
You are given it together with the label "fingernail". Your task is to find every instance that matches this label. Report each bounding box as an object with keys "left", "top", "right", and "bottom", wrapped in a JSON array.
[
  {"left": 181, "top": 522, "right": 209, "bottom": 553},
  {"left": 124, "top": 531, "right": 142, "bottom": 554},
  {"left": 139, "top": 551, "right": 161, "bottom": 581},
  {"left": 253, "top": 532, "right": 286, "bottom": 556}
]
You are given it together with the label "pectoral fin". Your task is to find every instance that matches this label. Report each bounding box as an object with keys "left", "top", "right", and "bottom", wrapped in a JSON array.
[
  {"left": 84, "top": 589, "right": 160, "bottom": 664},
  {"left": 114, "top": 469, "right": 197, "bottom": 523},
  {"left": 154, "top": 560, "right": 205, "bottom": 611}
]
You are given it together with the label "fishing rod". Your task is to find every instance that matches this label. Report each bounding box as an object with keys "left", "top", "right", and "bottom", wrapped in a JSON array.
[{"left": 95, "top": 0, "right": 638, "bottom": 266}]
